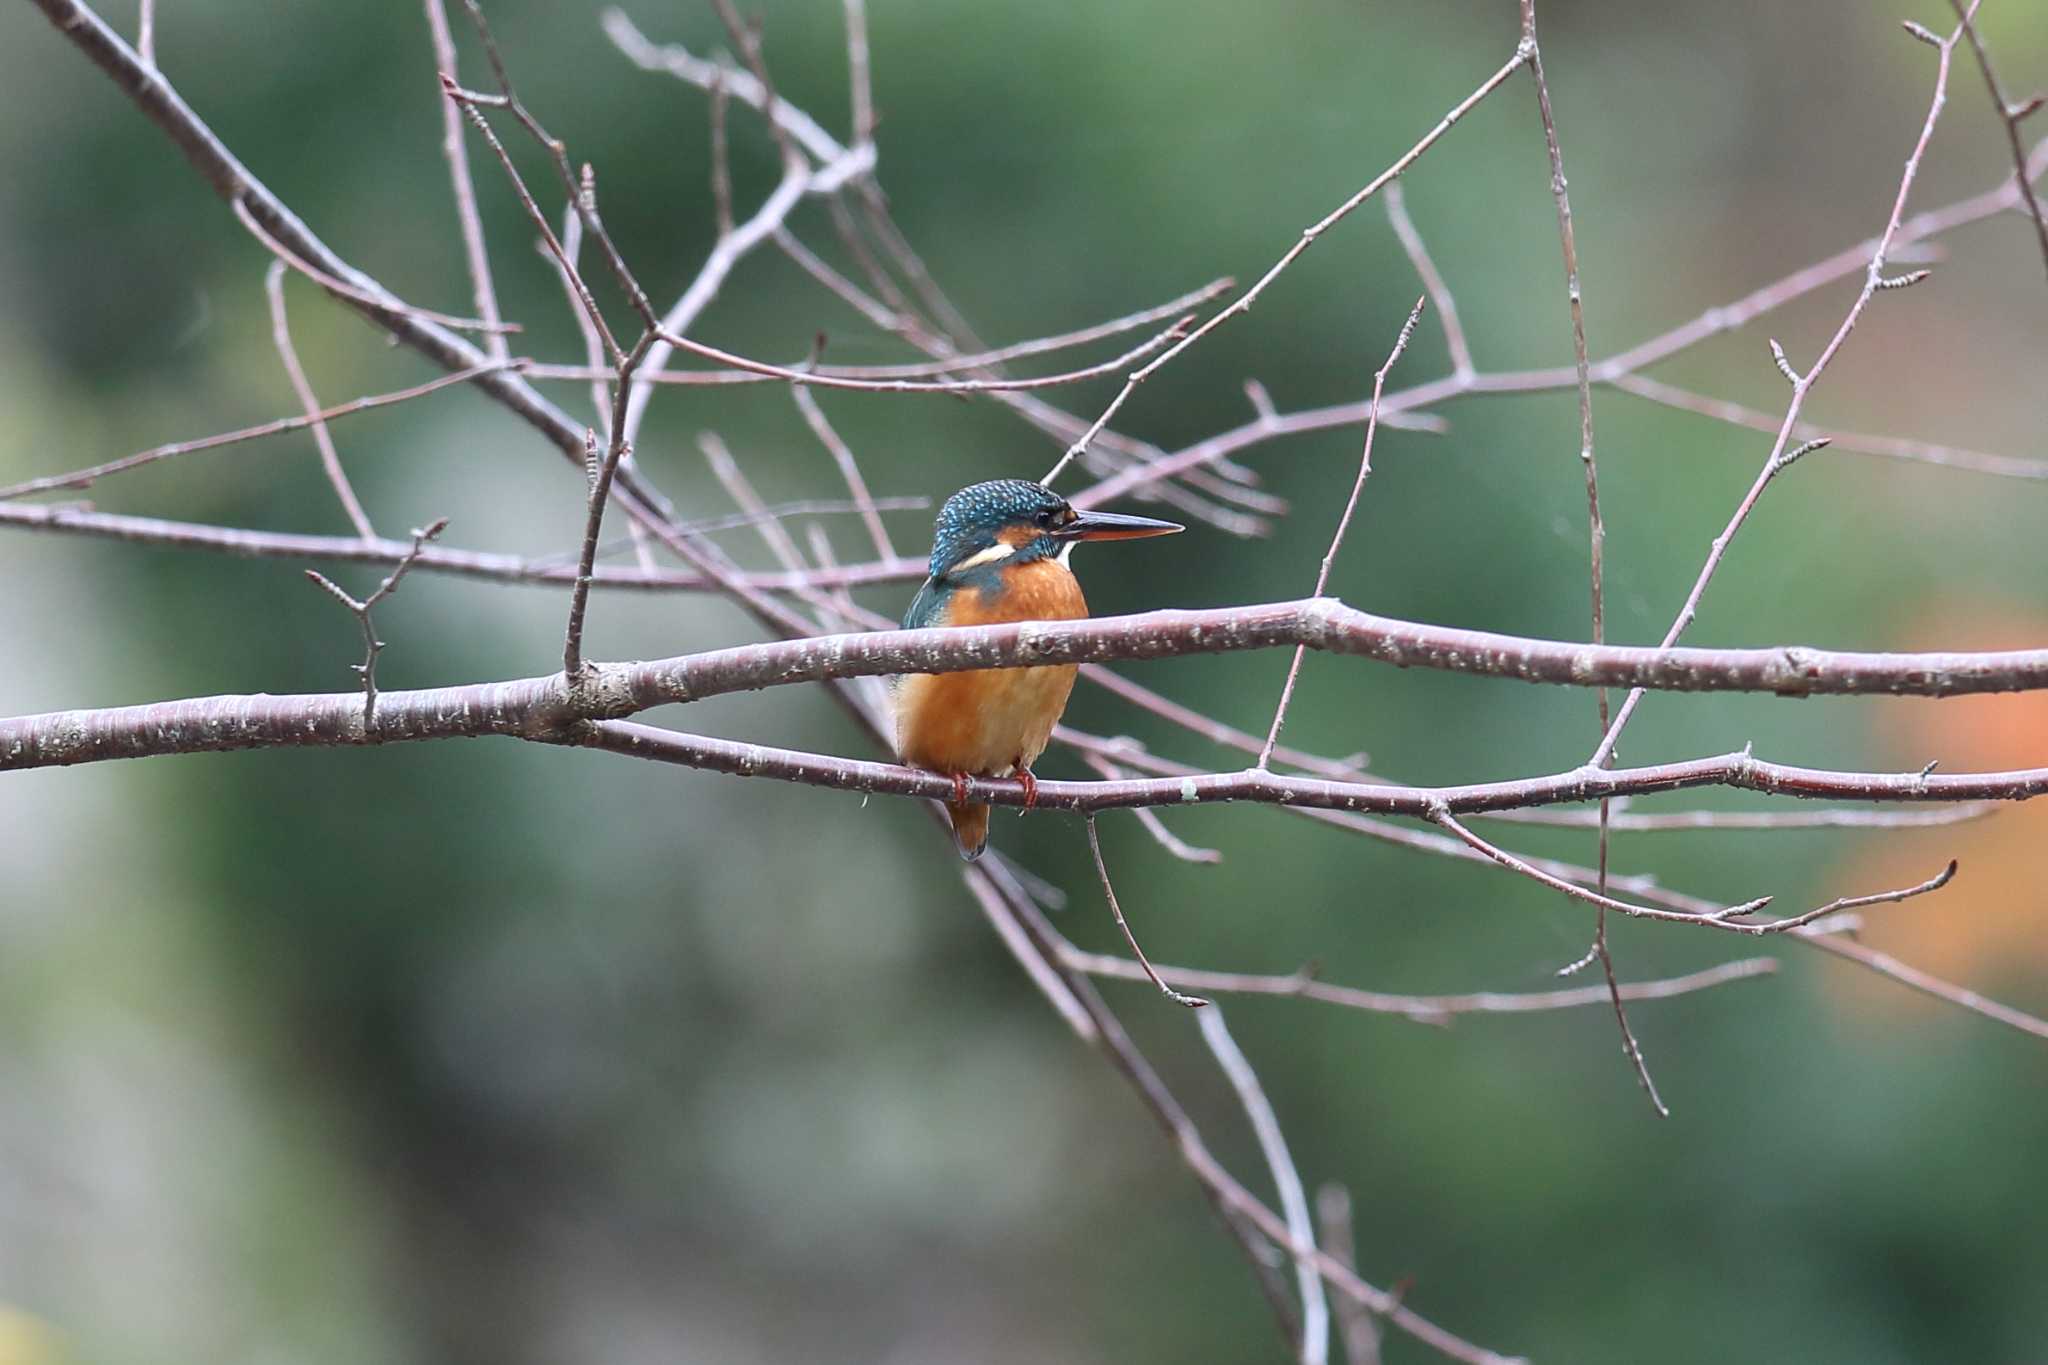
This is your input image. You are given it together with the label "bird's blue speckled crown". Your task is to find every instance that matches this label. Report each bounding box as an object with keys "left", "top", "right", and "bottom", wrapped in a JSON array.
[{"left": 928, "top": 480, "right": 1069, "bottom": 577}]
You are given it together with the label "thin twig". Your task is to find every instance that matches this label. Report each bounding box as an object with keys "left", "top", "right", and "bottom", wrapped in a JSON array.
[
  {"left": 1072, "top": 948, "right": 1779, "bottom": 1026},
  {"left": 1427, "top": 805, "right": 1771, "bottom": 930},
  {"left": 452, "top": 2, "right": 668, "bottom": 339},
  {"left": 1076, "top": 672, "right": 1371, "bottom": 781},
  {"left": 232, "top": 196, "right": 513, "bottom": 336},
  {"left": 1797, "top": 927, "right": 2048, "bottom": 1040},
  {"left": 1258, "top": 297, "right": 1425, "bottom": 768},
  {"left": 565, "top": 327, "right": 657, "bottom": 676},
  {"left": 1520, "top": 0, "right": 1664, "bottom": 1111},
  {"left": 1587, "top": 5, "right": 1982, "bottom": 774},
  {"left": 709, "top": 63, "right": 735, "bottom": 239},
  {"left": 1383, "top": 183, "right": 1473, "bottom": 379},
  {"left": 262, "top": 261, "right": 377, "bottom": 541},
  {"left": 842, "top": 0, "right": 876, "bottom": 149},
  {"left": 642, "top": 314, "right": 1194, "bottom": 395},
  {"left": 1479, "top": 800, "right": 2001, "bottom": 832},
  {"left": 1085, "top": 817, "right": 1208, "bottom": 1008},
  {"left": 1714, "top": 860, "right": 1958, "bottom": 936},
  {"left": 422, "top": 0, "right": 510, "bottom": 362},
  {"left": 0, "top": 498, "right": 923, "bottom": 592},
  {"left": 959, "top": 866, "right": 1096, "bottom": 1039},
  {"left": 520, "top": 281, "right": 1239, "bottom": 388},
  {"left": 791, "top": 387, "right": 895, "bottom": 562},
  {"left": 1612, "top": 374, "right": 2048, "bottom": 482},
  {"left": 1080, "top": 753, "right": 1222, "bottom": 864},
  {"left": 551, "top": 204, "right": 614, "bottom": 438},
  {"left": 1316, "top": 1186, "right": 1384, "bottom": 1365},
  {"left": 1200, "top": 1005, "right": 1330, "bottom": 1365},
  {"left": 803, "top": 524, "right": 870, "bottom": 644},
  {"left": 0, "top": 360, "right": 521, "bottom": 502},
  {"left": 981, "top": 866, "right": 1524, "bottom": 1364},
  {"left": 443, "top": 80, "right": 625, "bottom": 366},
  {"left": 1070, "top": 140, "right": 2048, "bottom": 510},
  {"left": 697, "top": 432, "right": 868, "bottom": 640},
  {"left": 1947, "top": 0, "right": 2048, "bottom": 279},
  {"left": 303, "top": 518, "right": 450, "bottom": 727},
  {"left": 1039, "top": 43, "right": 1530, "bottom": 486},
  {"left": 699, "top": 433, "right": 814, "bottom": 576},
  {"left": 758, "top": 233, "right": 1276, "bottom": 532}
]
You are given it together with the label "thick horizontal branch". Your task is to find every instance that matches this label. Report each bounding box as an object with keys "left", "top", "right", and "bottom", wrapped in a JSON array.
[
  {"left": 21, "top": 665, "right": 2039, "bottom": 830},
  {"left": 611, "top": 599, "right": 2048, "bottom": 704},
  {"left": 12, "top": 597, "right": 2048, "bottom": 771}
]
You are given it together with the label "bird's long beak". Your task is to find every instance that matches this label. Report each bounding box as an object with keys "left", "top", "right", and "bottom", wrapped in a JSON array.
[{"left": 1057, "top": 509, "right": 1184, "bottom": 542}]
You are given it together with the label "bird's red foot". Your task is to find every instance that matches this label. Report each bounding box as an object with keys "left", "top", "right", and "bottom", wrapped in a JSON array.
[
  {"left": 950, "top": 772, "right": 970, "bottom": 807},
  {"left": 1016, "top": 769, "right": 1039, "bottom": 810}
]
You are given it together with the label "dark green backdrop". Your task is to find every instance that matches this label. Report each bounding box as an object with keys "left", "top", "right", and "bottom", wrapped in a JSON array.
[{"left": 2, "top": 2, "right": 2045, "bottom": 1361}]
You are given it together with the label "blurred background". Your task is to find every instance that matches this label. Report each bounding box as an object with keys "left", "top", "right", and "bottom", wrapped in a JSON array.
[{"left": 3, "top": 1, "right": 2046, "bottom": 1361}]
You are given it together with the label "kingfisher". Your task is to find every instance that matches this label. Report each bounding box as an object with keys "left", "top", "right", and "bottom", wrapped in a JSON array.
[{"left": 894, "top": 479, "right": 1182, "bottom": 860}]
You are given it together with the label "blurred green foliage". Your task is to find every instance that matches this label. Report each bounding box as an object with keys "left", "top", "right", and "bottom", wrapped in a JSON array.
[{"left": 2, "top": 1, "right": 2046, "bottom": 1362}]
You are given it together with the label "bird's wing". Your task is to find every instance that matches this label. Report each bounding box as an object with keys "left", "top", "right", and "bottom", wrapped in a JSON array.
[{"left": 901, "top": 575, "right": 948, "bottom": 631}]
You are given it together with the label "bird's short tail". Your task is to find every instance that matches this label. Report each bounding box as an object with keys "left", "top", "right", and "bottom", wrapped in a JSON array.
[{"left": 948, "top": 800, "right": 991, "bottom": 861}]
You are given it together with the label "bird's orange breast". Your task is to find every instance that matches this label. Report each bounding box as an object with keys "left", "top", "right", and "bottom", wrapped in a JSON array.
[{"left": 893, "top": 558, "right": 1087, "bottom": 778}]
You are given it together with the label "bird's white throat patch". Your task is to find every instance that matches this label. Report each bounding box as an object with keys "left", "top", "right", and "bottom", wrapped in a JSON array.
[
  {"left": 951, "top": 538, "right": 1073, "bottom": 574},
  {"left": 953, "top": 541, "right": 1019, "bottom": 572}
]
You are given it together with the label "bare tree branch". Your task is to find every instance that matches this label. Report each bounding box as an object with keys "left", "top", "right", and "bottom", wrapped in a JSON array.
[
  {"left": 970, "top": 863, "right": 1519, "bottom": 1365},
  {"left": 0, "top": 499, "right": 923, "bottom": 593},
  {"left": 25, "top": 597, "right": 2048, "bottom": 770},
  {"left": 264, "top": 261, "right": 377, "bottom": 541},
  {"left": 20, "top": 4, "right": 2048, "bottom": 1358},
  {"left": 1040, "top": 43, "right": 1533, "bottom": 485},
  {"left": 1073, "top": 950, "right": 1780, "bottom": 1026},
  {"left": 1258, "top": 297, "right": 1425, "bottom": 769},
  {"left": 1085, "top": 817, "right": 1208, "bottom": 1008},
  {"left": 1947, "top": 0, "right": 2048, "bottom": 278},
  {"left": 1316, "top": 1186, "right": 1385, "bottom": 1365},
  {"left": 1587, "top": 4, "right": 1983, "bottom": 771},
  {"left": 1071, "top": 140, "right": 2048, "bottom": 509},
  {"left": 1200, "top": 1004, "right": 1331, "bottom": 1365},
  {"left": 0, "top": 360, "right": 520, "bottom": 502},
  {"left": 422, "top": 0, "right": 510, "bottom": 362},
  {"left": 303, "top": 518, "right": 450, "bottom": 726}
]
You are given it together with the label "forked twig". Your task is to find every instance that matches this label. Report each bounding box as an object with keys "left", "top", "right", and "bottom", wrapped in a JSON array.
[{"left": 304, "top": 518, "right": 450, "bottom": 727}]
